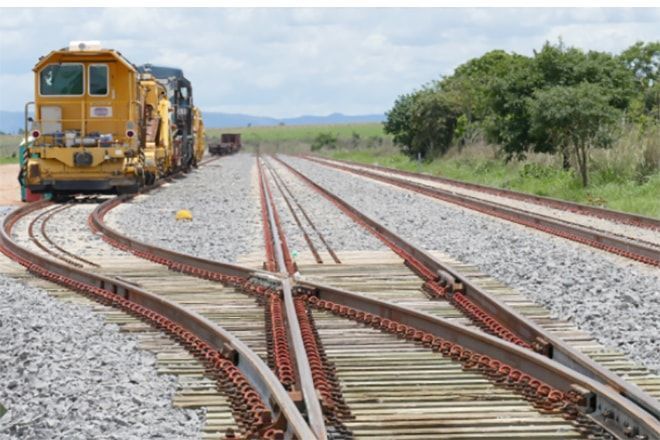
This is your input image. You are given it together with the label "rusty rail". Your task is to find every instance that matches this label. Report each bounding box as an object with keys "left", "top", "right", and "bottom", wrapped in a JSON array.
[
  {"left": 264, "top": 159, "right": 341, "bottom": 264},
  {"left": 89, "top": 195, "right": 259, "bottom": 280},
  {"left": 304, "top": 156, "right": 659, "bottom": 266},
  {"left": 84, "top": 157, "right": 660, "bottom": 439},
  {"left": 296, "top": 280, "right": 660, "bottom": 440},
  {"left": 274, "top": 155, "right": 660, "bottom": 425},
  {"left": 257, "top": 157, "right": 329, "bottom": 439},
  {"left": 315, "top": 156, "right": 660, "bottom": 231},
  {"left": 3, "top": 206, "right": 314, "bottom": 439}
]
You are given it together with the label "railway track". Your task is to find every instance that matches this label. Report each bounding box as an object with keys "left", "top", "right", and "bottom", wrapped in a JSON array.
[
  {"left": 311, "top": 156, "right": 660, "bottom": 232},
  {"left": 2, "top": 198, "right": 314, "bottom": 439},
  {"left": 261, "top": 155, "right": 660, "bottom": 438},
  {"left": 300, "top": 156, "right": 659, "bottom": 267},
  {"left": 1, "top": 155, "right": 659, "bottom": 439}
]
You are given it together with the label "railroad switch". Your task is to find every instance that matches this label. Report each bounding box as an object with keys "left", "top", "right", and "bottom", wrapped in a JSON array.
[
  {"left": 292, "top": 285, "right": 319, "bottom": 298},
  {"left": 249, "top": 274, "right": 283, "bottom": 292},
  {"left": 533, "top": 337, "right": 553, "bottom": 357}
]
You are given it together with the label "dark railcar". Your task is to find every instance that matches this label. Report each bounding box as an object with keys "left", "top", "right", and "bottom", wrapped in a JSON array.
[{"left": 209, "top": 133, "right": 242, "bottom": 156}]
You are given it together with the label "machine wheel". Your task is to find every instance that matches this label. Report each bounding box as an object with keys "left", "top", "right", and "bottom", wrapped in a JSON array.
[
  {"left": 145, "top": 171, "right": 156, "bottom": 186},
  {"left": 116, "top": 183, "right": 140, "bottom": 195},
  {"left": 51, "top": 193, "right": 72, "bottom": 203}
]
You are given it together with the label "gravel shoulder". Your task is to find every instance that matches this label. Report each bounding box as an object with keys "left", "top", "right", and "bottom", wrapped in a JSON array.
[
  {"left": 106, "top": 153, "right": 262, "bottom": 263},
  {"left": 0, "top": 267, "right": 203, "bottom": 439},
  {"left": 283, "top": 156, "right": 660, "bottom": 373},
  {"left": 321, "top": 158, "right": 660, "bottom": 247}
]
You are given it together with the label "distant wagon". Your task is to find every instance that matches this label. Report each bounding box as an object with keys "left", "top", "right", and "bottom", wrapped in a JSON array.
[{"left": 209, "top": 133, "right": 242, "bottom": 156}]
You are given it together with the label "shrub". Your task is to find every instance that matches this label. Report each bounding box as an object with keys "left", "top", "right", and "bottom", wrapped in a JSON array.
[{"left": 310, "top": 132, "right": 338, "bottom": 151}]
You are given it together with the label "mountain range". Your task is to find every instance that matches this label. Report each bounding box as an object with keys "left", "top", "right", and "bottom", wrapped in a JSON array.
[{"left": 0, "top": 110, "right": 384, "bottom": 134}]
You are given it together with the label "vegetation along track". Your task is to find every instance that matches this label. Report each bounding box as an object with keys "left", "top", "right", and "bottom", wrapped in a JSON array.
[
  {"left": 316, "top": 157, "right": 660, "bottom": 231},
  {"left": 302, "top": 156, "right": 659, "bottom": 267},
  {"left": 2, "top": 155, "right": 659, "bottom": 439}
]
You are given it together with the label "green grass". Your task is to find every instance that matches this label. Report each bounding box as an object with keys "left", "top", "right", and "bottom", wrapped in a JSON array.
[
  {"left": 207, "top": 123, "right": 387, "bottom": 143},
  {"left": 0, "top": 134, "right": 20, "bottom": 157},
  {"left": 0, "top": 134, "right": 20, "bottom": 164},
  {"left": 326, "top": 149, "right": 660, "bottom": 219}
]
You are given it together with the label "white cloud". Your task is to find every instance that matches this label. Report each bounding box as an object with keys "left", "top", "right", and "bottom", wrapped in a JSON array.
[{"left": 0, "top": 8, "right": 658, "bottom": 117}]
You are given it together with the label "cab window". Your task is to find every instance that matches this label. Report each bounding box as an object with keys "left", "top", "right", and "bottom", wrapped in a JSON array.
[
  {"left": 40, "top": 64, "right": 83, "bottom": 95},
  {"left": 89, "top": 64, "right": 108, "bottom": 96}
]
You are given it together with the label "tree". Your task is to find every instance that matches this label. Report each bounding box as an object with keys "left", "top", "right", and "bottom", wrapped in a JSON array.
[
  {"left": 534, "top": 41, "right": 635, "bottom": 109},
  {"left": 446, "top": 50, "right": 524, "bottom": 123},
  {"left": 485, "top": 53, "right": 542, "bottom": 159},
  {"left": 350, "top": 131, "right": 361, "bottom": 149},
  {"left": 384, "top": 93, "right": 416, "bottom": 149},
  {"left": 620, "top": 41, "right": 660, "bottom": 120},
  {"left": 486, "top": 41, "right": 636, "bottom": 163},
  {"left": 528, "top": 83, "right": 618, "bottom": 187},
  {"left": 620, "top": 41, "right": 660, "bottom": 91},
  {"left": 384, "top": 87, "right": 459, "bottom": 160},
  {"left": 408, "top": 89, "right": 458, "bottom": 159}
]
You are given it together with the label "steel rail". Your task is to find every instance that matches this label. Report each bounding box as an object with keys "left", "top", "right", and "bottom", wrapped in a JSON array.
[
  {"left": 264, "top": 161, "right": 324, "bottom": 263},
  {"left": 315, "top": 156, "right": 660, "bottom": 231},
  {"left": 305, "top": 156, "right": 660, "bottom": 266},
  {"left": 90, "top": 182, "right": 660, "bottom": 439},
  {"left": 264, "top": 159, "right": 341, "bottom": 264},
  {"left": 296, "top": 280, "right": 660, "bottom": 440},
  {"left": 274, "top": 155, "right": 660, "bottom": 423},
  {"left": 27, "top": 204, "right": 87, "bottom": 268},
  {"left": 89, "top": 195, "right": 261, "bottom": 280},
  {"left": 2, "top": 202, "right": 314, "bottom": 440},
  {"left": 40, "top": 202, "right": 101, "bottom": 268},
  {"left": 85, "top": 156, "right": 659, "bottom": 438},
  {"left": 258, "top": 157, "right": 328, "bottom": 440}
]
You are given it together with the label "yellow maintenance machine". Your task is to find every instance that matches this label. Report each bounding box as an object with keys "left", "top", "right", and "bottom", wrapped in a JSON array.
[
  {"left": 20, "top": 41, "right": 205, "bottom": 198},
  {"left": 192, "top": 107, "right": 206, "bottom": 165},
  {"left": 139, "top": 73, "right": 174, "bottom": 184}
]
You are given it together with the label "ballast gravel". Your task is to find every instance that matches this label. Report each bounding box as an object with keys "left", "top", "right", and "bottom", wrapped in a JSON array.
[
  {"left": 107, "top": 153, "right": 262, "bottom": 262},
  {"left": 0, "top": 274, "right": 204, "bottom": 440},
  {"left": 324, "top": 158, "right": 660, "bottom": 247},
  {"left": 282, "top": 156, "right": 660, "bottom": 372},
  {"left": 45, "top": 203, "right": 127, "bottom": 259},
  {"left": 265, "top": 159, "right": 383, "bottom": 254}
]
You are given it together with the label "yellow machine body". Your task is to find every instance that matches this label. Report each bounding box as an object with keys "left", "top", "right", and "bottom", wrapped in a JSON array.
[
  {"left": 24, "top": 44, "right": 144, "bottom": 194},
  {"left": 139, "top": 75, "right": 174, "bottom": 182},
  {"left": 192, "top": 107, "right": 206, "bottom": 164},
  {"left": 22, "top": 42, "right": 205, "bottom": 196}
]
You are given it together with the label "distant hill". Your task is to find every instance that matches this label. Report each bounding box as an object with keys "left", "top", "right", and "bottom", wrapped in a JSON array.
[
  {"left": 0, "top": 110, "right": 384, "bottom": 134},
  {"left": 188, "top": 111, "right": 385, "bottom": 129}
]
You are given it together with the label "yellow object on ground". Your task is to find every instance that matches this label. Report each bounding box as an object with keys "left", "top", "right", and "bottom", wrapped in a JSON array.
[{"left": 175, "top": 210, "right": 193, "bottom": 221}]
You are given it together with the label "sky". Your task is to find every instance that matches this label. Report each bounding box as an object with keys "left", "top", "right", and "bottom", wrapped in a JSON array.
[{"left": 0, "top": 8, "right": 659, "bottom": 118}]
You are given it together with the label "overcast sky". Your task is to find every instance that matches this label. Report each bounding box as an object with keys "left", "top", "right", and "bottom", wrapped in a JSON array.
[{"left": 0, "top": 8, "right": 658, "bottom": 117}]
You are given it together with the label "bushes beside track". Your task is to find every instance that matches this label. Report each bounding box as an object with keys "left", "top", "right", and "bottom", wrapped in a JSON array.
[{"left": 323, "top": 131, "right": 660, "bottom": 218}]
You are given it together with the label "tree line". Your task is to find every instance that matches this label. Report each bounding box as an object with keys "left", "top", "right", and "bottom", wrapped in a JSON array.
[{"left": 384, "top": 40, "right": 660, "bottom": 186}]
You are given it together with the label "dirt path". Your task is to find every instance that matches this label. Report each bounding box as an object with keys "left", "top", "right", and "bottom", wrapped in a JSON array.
[{"left": 0, "top": 164, "right": 23, "bottom": 206}]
